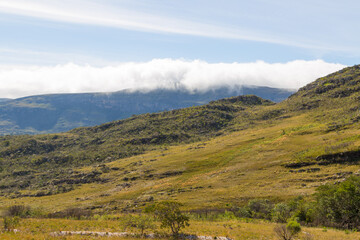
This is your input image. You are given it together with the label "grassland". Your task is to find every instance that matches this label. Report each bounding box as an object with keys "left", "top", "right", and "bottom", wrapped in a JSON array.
[
  {"left": 0, "top": 218, "right": 359, "bottom": 240},
  {"left": 4, "top": 109, "right": 360, "bottom": 212}
]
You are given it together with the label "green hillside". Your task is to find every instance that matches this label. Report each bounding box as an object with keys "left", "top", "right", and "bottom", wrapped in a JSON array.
[
  {"left": 1, "top": 65, "right": 360, "bottom": 214},
  {"left": 0, "top": 95, "right": 272, "bottom": 199}
]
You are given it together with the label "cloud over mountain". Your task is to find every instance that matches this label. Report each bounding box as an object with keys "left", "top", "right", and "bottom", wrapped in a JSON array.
[{"left": 0, "top": 59, "right": 345, "bottom": 98}]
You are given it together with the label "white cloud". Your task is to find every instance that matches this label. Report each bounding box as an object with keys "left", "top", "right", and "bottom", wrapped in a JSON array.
[{"left": 0, "top": 59, "right": 346, "bottom": 99}]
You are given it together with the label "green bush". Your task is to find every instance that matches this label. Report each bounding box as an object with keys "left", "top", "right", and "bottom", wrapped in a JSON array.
[
  {"left": 286, "top": 220, "right": 301, "bottom": 235},
  {"left": 146, "top": 201, "right": 189, "bottom": 237},
  {"left": 293, "top": 206, "right": 314, "bottom": 225},
  {"left": 315, "top": 176, "right": 360, "bottom": 229},
  {"left": 273, "top": 220, "right": 301, "bottom": 240},
  {"left": 272, "top": 203, "right": 291, "bottom": 223},
  {"left": 247, "top": 199, "right": 273, "bottom": 220},
  {"left": 236, "top": 207, "right": 252, "bottom": 218}
]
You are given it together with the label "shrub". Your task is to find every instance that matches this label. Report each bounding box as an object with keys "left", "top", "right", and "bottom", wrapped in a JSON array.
[
  {"left": 6, "top": 205, "right": 31, "bottom": 217},
  {"left": 236, "top": 207, "right": 252, "bottom": 218},
  {"left": 3, "top": 216, "right": 20, "bottom": 231},
  {"left": 273, "top": 220, "right": 301, "bottom": 240},
  {"left": 286, "top": 220, "right": 301, "bottom": 235},
  {"left": 247, "top": 199, "right": 273, "bottom": 220},
  {"left": 146, "top": 201, "right": 189, "bottom": 237},
  {"left": 272, "top": 203, "right": 291, "bottom": 223},
  {"left": 274, "top": 224, "right": 292, "bottom": 240},
  {"left": 315, "top": 176, "right": 360, "bottom": 229}
]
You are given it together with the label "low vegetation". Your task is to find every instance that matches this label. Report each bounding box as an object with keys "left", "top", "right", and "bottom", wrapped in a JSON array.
[{"left": 1, "top": 176, "right": 360, "bottom": 238}]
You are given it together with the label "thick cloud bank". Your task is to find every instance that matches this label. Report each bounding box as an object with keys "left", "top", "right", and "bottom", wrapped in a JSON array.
[{"left": 0, "top": 59, "right": 345, "bottom": 99}]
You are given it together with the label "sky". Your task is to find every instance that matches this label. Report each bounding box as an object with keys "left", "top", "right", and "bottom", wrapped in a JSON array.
[{"left": 0, "top": 0, "right": 359, "bottom": 98}]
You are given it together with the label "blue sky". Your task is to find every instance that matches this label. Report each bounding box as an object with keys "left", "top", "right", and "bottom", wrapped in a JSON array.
[{"left": 0, "top": 0, "right": 358, "bottom": 98}]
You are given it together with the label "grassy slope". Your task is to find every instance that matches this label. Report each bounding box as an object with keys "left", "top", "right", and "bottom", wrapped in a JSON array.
[
  {"left": 1, "top": 65, "right": 360, "bottom": 213},
  {"left": 0, "top": 95, "right": 272, "bottom": 198}
]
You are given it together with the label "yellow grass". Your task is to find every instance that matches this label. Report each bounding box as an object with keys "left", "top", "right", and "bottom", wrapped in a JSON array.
[
  {"left": 0, "top": 218, "right": 358, "bottom": 240},
  {"left": 2, "top": 111, "right": 360, "bottom": 212}
]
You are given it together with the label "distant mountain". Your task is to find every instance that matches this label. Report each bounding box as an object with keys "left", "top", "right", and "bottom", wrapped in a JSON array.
[
  {"left": 0, "top": 86, "right": 294, "bottom": 135},
  {"left": 0, "top": 98, "right": 10, "bottom": 103}
]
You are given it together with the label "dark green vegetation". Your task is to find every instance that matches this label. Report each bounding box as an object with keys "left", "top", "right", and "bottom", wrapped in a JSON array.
[
  {"left": 315, "top": 176, "right": 360, "bottom": 229},
  {"left": 146, "top": 201, "right": 190, "bottom": 237},
  {"left": 0, "top": 86, "right": 294, "bottom": 135},
  {"left": 2, "top": 64, "right": 360, "bottom": 236}
]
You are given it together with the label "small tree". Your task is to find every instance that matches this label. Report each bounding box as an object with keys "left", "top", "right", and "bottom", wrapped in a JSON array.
[{"left": 146, "top": 201, "right": 189, "bottom": 237}]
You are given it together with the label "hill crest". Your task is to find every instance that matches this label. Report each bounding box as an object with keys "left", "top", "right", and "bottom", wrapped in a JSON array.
[{"left": 293, "top": 64, "right": 360, "bottom": 98}]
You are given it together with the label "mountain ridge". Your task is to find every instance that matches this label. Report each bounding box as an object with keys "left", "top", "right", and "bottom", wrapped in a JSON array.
[{"left": 0, "top": 86, "right": 294, "bottom": 135}]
